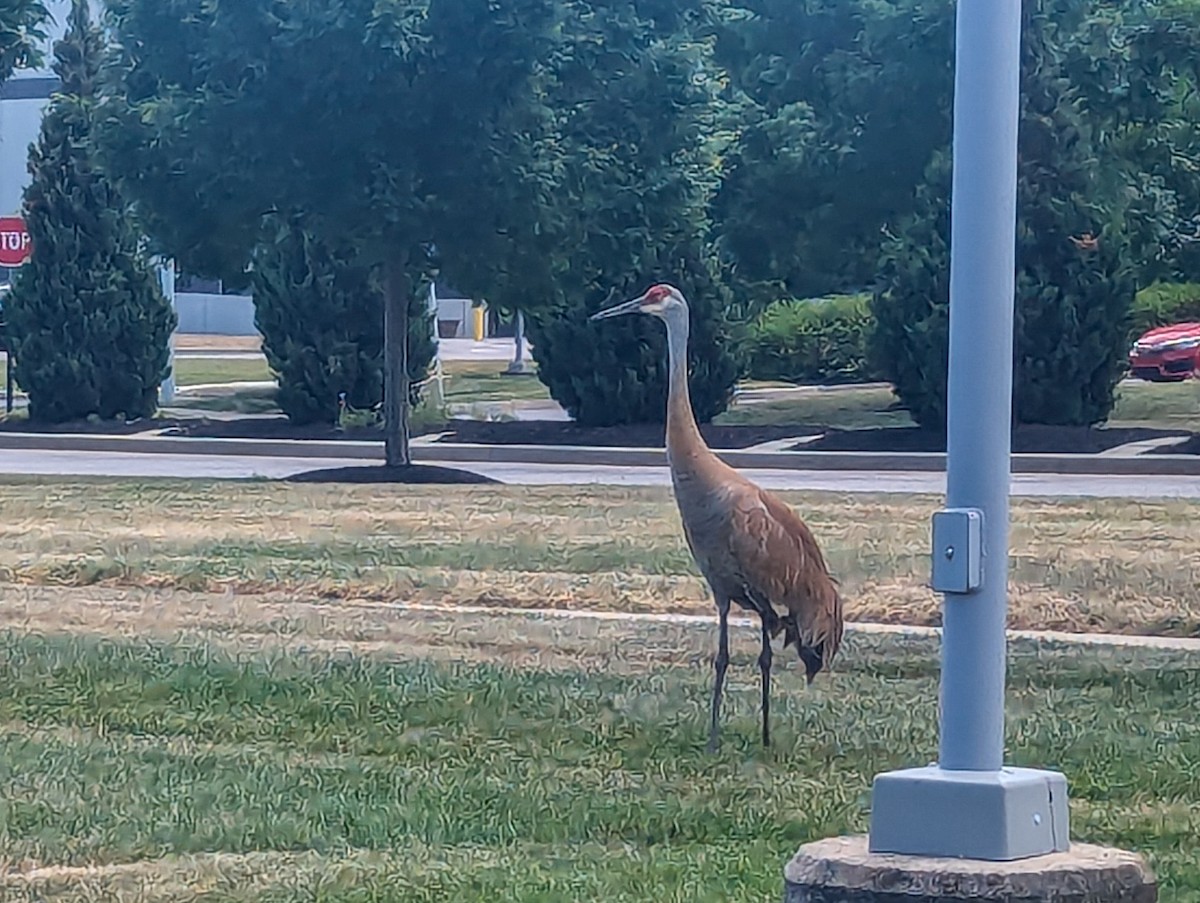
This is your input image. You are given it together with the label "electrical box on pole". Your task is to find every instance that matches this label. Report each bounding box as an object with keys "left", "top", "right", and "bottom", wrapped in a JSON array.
[{"left": 930, "top": 508, "right": 983, "bottom": 594}]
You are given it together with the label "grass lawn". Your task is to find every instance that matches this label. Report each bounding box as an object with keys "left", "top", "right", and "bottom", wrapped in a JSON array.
[
  {"left": 172, "top": 357, "right": 273, "bottom": 386},
  {"left": 168, "top": 386, "right": 281, "bottom": 414},
  {"left": 0, "top": 477, "right": 1196, "bottom": 637},
  {"left": 719, "top": 378, "right": 1200, "bottom": 433},
  {"left": 1108, "top": 378, "right": 1200, "bottom": 431},
  {"left": 161, "top": 367, "right": 1200, "bottom": 434},
  {"left": 166, "top": 360, "right": 550, "bottom": 416},
  {"left": 716, "top": 385, "right": 911, "bottom": 430},
  {"left": 0, "top": 605, "right": 1194, "bottom": 901},
  {"left": 170, "top": 359, "right": 550, "bottom": 397},
  {"left": 439, "top": 361, "right": 550, "bottom": 404},
  {"left": 0, "top": 356, "right": 274, "bottom": 396}
]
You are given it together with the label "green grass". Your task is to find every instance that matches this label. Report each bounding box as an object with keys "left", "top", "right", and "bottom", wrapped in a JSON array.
[
  {"left": 168, "top": 385, "right": 281, "bottom": 414},
  {"left": 717, "top": 377, "right": 1200, "bottom": 432},
  {"left": 9, "top": 348, "right": 1197, "bottom": 433},
  {"left": 440, "top": 362, "right": 550, "bottom": 403},
  {"left": 165, "top": 360, "right": 549, "bottom": 416},
  {"left": 0, "top": 623, "right": 1194, "bottom": 901},
  {"left": 0, "top": 356, "right": 273, "bottom": 391},
  {"left": 1109, "top": 378, "right": 1200, "bottom": 431},
  {"left": 0, "top": 477, "right": 1196, "bottom": 637},
  {"left": 170, "top": 358, "right": 551, "bottom": 400},
  {"left": 716, "top": 386, "right": 914, "bottom": 429},
  {"left": 172, "top": 357, "right": 273, "bottom": 386}
]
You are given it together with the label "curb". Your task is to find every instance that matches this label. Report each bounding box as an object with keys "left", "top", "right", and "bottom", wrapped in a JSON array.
[
  {"left": 0, "top": 430, "right": 1199, "bottom": 475},
  {"left": 323, "top": 600, "right": 1200, "bottom": 653}
]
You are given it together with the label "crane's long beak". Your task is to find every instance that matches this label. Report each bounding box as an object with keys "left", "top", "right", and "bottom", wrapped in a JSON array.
[{"left": 589, "top": 293, "right": 645, "bottom": 321}]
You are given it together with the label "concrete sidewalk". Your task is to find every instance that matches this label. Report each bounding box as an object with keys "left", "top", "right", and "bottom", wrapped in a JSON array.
[{"left": 384, "top": 600, "right": 1200, "bottom": 653}]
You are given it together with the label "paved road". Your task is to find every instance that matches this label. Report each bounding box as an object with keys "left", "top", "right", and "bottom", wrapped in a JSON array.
[{"left": 1, "top": 448, "right": 1199, "bottom": 498}]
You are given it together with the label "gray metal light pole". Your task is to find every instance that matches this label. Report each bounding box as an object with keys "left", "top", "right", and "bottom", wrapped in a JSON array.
[{"left": 867, "top": 0, "right": 1070, "bottom": 861}]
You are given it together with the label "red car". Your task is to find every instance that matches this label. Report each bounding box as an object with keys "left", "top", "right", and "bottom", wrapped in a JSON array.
[{"left": 1128, "top": 321, "right": 1200, "bottom": 381}]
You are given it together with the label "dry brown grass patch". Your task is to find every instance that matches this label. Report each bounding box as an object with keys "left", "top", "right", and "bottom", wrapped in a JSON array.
[{"left": 0, "top": 478, "right": 1196, "bottom": 636}]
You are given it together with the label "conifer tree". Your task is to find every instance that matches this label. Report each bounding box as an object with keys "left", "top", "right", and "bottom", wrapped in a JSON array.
[
  {"left": 251, "top": 214, "right": 435, "bottom": 426},
  {"left": 515, "top": 3, "right": 742, "bottom": 427},
  {"left": 5, "top": 0, "right": 174, "bottom": 423},
  {"left": 870, "top": 0, "right": 1164, "bottom": 428}
]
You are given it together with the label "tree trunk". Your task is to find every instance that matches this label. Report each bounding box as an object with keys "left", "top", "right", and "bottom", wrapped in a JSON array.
[{"left": 383, "top": 253, "right": 410, "bottom": 467}]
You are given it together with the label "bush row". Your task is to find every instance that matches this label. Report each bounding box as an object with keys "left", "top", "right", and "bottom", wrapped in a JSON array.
[
  {"left": 743, "top": 283, "right": 1200, "bottom": 389},
  {"left": 741, "top": 294, "right": 881, "bottom": 385},
  {"left": 1128, "top": 283, "right": 1200, "bottom": 342}
]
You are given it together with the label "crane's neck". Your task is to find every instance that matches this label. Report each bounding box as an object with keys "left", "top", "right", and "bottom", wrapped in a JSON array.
[{"left": 663, "top": 307, "right": 707, "bottom": 466}]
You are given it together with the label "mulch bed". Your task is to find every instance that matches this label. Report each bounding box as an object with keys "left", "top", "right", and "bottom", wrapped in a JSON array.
[
  {"left": 284, "top": 464, "right": 500, "bottom": 484},
  {"left": 801, "top": 424, "right": 1195, "bottom": 455},
  {"left": 0, "top": 415, "right": 829, "bottom": 450},
  {"left": 2, "top": 413, "right": 1195, "bottom": 455},
  {"left": 424, "top": 419, "right": 830, "bottom": 449}
]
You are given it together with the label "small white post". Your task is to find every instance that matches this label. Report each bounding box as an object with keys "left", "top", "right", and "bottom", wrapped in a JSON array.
[
  {"left": 158, "top": 258, "right": 176, "bottom": 406},
  {"left": 427, "top": 280, "right": 445, "bottom": 408},
  {"left": 504, "top": 309, "right": 531, "bottom": 375}
]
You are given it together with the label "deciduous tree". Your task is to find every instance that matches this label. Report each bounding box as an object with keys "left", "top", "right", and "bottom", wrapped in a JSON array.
[
  {"left": 99, "top": 0, "right": 563, "bottom": 464},
  {"left": 0, "top": 0, "right": 47, "bottom": 81}
]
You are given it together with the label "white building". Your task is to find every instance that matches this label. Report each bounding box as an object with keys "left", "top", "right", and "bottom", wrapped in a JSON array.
[{"left": 0, "top": 1, "right": 77, "bottom": 224}]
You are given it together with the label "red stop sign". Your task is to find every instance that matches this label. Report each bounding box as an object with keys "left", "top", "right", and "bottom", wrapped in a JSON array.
[{"left": 0, "top": 216, "right": 31, "bottom": 267}]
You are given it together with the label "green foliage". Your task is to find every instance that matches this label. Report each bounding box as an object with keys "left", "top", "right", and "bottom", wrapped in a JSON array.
[
  {"left": 514, "top": 2, "right": 741, "bottom": 427},
  {"left": 872, "top": 0, "right": 1173, "bottom": 429},
  {"left": 869, "top": 155, "right": 953, "bottom": 429},
  {"left": 752, "top": 294, "right": 876, "bottom": 386},
  {"left": 1, "top": 627, "right": 1199, "bottom": 897},
  {"left": 5, "top": 0, "right": 174, "bottom": 424},
  {"left": 250, "top": 216, "right": 434, "bottom": 426},
  {"left": 98, "top": 0, "right": 564, "bottom": 462},
  {"left": 528, "top": 263, "right": 742, "bottom": 427},
  {"left": 709, "top": 0, "right": 1200, "bottom": 311},
  {"left": 1059, "top": 1, "right": 1200, "bottom": 284},
  {"left": 0, "top": 0, "right": 47, "bottom": 81},
  {"left": 1129, "top": 282, "right": 1200, "bottom": 341},
  {"left": 710, "top": 0, "right": 955, "bottom": 308},
  {"left": 743, "top": 295, "right": 879, "bottom": 385}
]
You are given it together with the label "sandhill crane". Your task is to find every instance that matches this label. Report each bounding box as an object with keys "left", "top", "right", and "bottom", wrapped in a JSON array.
[{"left": 591, "top": 283, "right": 844, "bottom": 752}]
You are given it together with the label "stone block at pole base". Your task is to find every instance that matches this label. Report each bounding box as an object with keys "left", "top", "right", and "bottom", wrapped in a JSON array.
[{"left": 784, "top": 836, "right": 1156, "bottom": 903}]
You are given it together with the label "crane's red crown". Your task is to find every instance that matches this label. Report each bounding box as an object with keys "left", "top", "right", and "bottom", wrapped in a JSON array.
[{"left": 641, "top": 284, "right": 675, "bottom": 306}]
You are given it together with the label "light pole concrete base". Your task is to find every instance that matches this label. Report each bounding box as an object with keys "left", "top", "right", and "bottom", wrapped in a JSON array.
[
  {"left": 869, "top": 765, "right": 1070, "bottom": 860},
  {"left": 784, "top": 836, "right": 1156, "bottom": 902}
]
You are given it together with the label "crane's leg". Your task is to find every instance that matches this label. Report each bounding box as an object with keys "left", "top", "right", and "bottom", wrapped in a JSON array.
[
  {"left": 758, "top": 613, "right": 773, "bottom": 748},
  {"left": 707, "top": 596, "right": 731, "bottom": 753}
]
